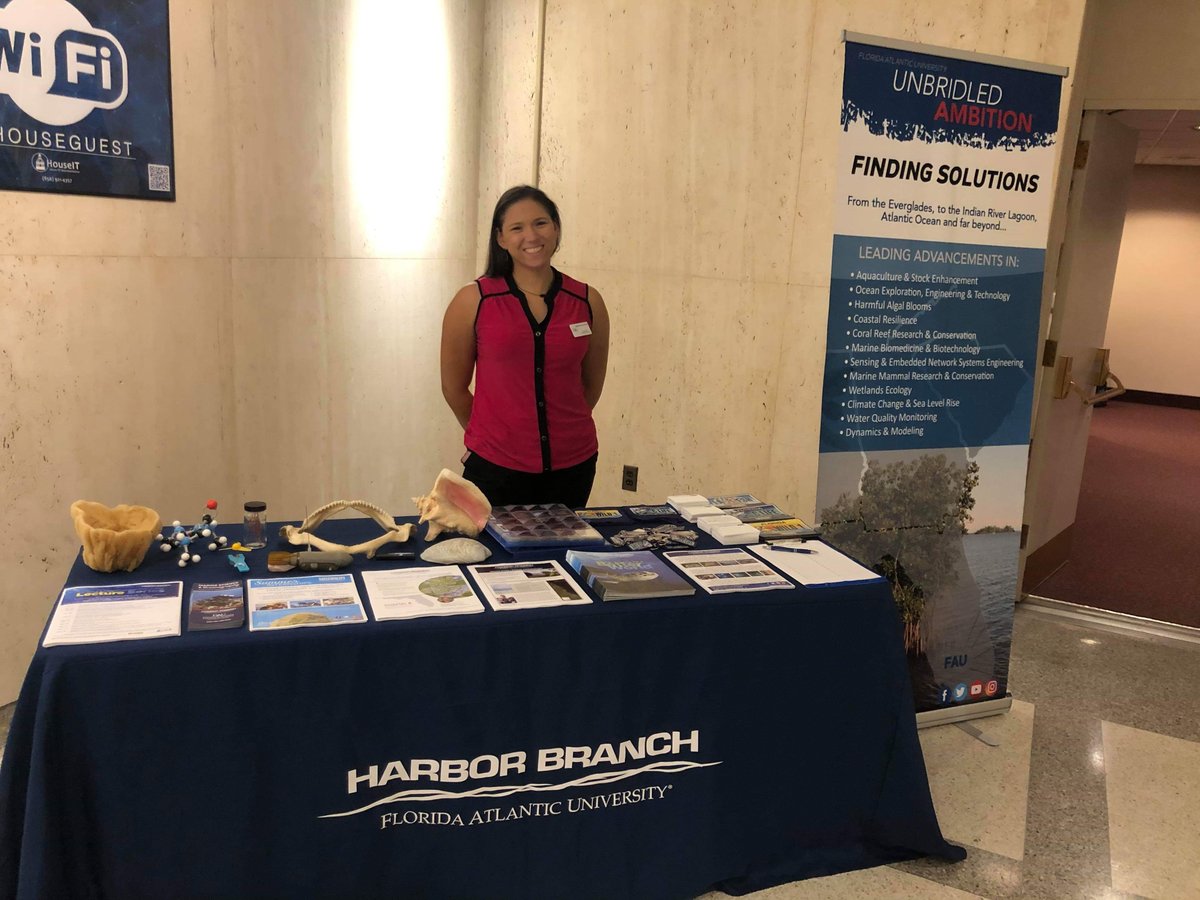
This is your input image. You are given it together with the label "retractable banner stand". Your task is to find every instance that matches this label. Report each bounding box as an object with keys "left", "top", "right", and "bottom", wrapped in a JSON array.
[{"left": 816, "top": 35, "right": 1065, "bottom": 714}]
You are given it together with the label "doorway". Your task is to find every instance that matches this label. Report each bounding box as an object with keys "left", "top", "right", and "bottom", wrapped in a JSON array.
[{"left": 1023, "top": 110, "right": 1200, "bottom": 628}]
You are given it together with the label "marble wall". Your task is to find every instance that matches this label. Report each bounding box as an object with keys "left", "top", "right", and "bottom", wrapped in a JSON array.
[
  {"left": 535, "top": 0, "right": 1089, "bottom": 518},
  {"left": 0, "top": 0, "right": 485, "bottom": 701},
  {"left": 475, "top": 0, "right": 542, "bottom": 271}
]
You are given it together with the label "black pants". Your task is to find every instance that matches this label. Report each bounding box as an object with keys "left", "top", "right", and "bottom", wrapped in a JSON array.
[{"left": 462, "top": 452, "right": 597, "bottom": 509}]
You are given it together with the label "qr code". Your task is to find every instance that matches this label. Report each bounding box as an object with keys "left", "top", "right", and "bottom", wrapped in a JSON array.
[{"left": 148, "top": 164, "right": 171, "bottom": 192}]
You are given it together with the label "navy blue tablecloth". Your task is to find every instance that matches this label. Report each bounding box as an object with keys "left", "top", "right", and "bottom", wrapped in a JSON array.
[{"left": 0, "top": 517, "right": 963, "bottom": 899}]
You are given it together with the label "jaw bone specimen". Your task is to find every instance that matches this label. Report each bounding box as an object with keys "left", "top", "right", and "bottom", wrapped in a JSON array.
[
  {"left": 278, "top": 500, "right": 414, "bottom": 557},
  {"left": 413, "top": 469, "right": 492, "bottom": 541}
]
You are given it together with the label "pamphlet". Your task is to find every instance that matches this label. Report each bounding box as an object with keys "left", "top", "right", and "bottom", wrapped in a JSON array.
[
  {"left": 246, "top": 574, "right": 367, "bottom": 631},
  {"left": 730, "top": 504, "right": 792, "bottom": 523},
  {"left": 706, "top": 493, "right": 763, "bottom": 509},
  {"left": 43, "top": 581, "right": 183, "bottom": 647},
  {"left": 360, "top": 566, "right": 485, "bottom": 621},
  {"left": 187, "top": 581, "right": 245, "bottom": 631},
  {"left": 663, "top": 548, "right": 793, "bottom": 594},
  {"left": 748, "top": 542, "right": 882, "bottom": 586},
  {"left": 565, "top": 549, "right": 695, "bottom": 600},
  {"left": 750, "top": 518, "right": 813, "bottom": 540},
  {"left": 573, "top": 507, "right": 631, "bottom": 524},
  {"left": 626, "top": 505, "right": 679, "bottom": 521},
  {"left": 467, "top": 560, "right": 591, "bottom": 611}
]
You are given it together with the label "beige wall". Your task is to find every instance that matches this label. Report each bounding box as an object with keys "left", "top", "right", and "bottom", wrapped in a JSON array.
[
  {"left": 529, "top": 0, "right": 1088, "bottom": 517},
  {"left": 1106, "top": 166, "right": 1200, "bottom": 396},
  {"left": 0, "top": 1, "right": 484, "bottom": 702},
  {"left": 1086, "top": 0, "right": 1200, "bottom": 109}
]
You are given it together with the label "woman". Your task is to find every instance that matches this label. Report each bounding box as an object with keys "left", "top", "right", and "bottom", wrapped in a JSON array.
[{"left": 440, "top": 185, "right": 610, "bottom": 508}]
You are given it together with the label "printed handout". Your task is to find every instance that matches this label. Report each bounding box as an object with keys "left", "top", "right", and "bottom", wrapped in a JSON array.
[
  {"left": 467, "top": 560, "right": 591, "bottom": 611},
  {"left": 360, "top": 566, "right": 485, "bottom": 621},
  {"left": 43, "top": 581, "right": 183, "bottom": 647},
  {"left": 663, "top": 548, "right": 793, "bottom": 595},
  {"left": 246, "top": 574, "right": 367, "bottom": 631},
  {"left": 706, "top": 493, "right": 763, "bottom": 509},
  {"left": 748, "top": 542, "right": 882, "bottom": 586},
  {"left": 187, "top": 581, "right": 246, "bottom": 631}
]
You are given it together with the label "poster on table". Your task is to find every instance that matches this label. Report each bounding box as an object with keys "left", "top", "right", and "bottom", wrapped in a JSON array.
[
  {"left": 816, "top": 35, "right": 1065, "bottom": 713},
  {"left": 0, "top": 0, "right": 174, "bottom": 200}
]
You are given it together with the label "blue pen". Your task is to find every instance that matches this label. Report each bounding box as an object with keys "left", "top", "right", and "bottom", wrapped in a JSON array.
[{"left": 768, "top": 543, "right": 814, "bottom": 554}]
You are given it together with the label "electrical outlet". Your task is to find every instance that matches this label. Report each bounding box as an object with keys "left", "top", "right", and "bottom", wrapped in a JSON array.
[{"left": 621, "top": 465, "right": 638, "bottom": 492}]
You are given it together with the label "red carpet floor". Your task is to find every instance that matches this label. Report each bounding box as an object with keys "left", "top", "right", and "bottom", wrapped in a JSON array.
[{"left": 1034, "top": 399, "right": 1200, "bottom": 627}]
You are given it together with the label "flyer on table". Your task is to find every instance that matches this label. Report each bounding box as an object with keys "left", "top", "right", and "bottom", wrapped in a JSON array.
[
  {"left": 43, "top": 581, "right": 182, "bottom": 646},
  {"left": 748, "top": 542, "right": 882, "bottom": 587},
  {"left": 663, "top": 549, "right": 792, "bottom": 595},
  {"left": 246, "top": 574, "right": 367, "bottom": 631},
  {"left": 187, "top": 581, "right": 245, "bottom": 631},
  {"left": 467, "top": 560, "right": 591, "bottom": 611},
  {"left": 360, "top": 566, "right": 485, "bottom": 621}
]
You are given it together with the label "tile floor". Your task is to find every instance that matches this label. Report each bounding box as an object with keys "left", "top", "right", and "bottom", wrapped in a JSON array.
[
  {"left": 3, "top": 606, "right": 1198, "bottom": 898},
  {"left": 699, "top": 603, "right": 1200, "bottom": 900}
]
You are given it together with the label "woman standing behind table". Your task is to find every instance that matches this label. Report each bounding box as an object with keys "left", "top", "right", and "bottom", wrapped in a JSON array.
[{"left": 440, "top": 185, "right": 610, "bottom": 508}]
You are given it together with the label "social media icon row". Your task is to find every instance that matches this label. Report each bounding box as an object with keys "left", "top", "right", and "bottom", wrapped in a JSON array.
[{"left": 939, "top": 679, "right": 1000, "bottom": 704}]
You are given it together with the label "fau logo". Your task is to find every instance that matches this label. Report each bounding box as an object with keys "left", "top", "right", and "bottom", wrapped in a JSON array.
[{"left": 0, "top": 0, "right": 128, "bottom": 126}]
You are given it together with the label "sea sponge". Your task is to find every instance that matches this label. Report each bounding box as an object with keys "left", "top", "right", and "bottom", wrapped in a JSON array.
[{"left": 70, "top": 501, "right": 162, "bottom": 573}]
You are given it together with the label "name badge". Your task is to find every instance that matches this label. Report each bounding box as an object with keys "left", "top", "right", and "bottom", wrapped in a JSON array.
[{"left": 570, "top": 321, "right": 592, "bottom": 337}]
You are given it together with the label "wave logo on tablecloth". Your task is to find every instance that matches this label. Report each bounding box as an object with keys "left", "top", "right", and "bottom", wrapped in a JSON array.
[
  {"left": 325, "top": 728, "right": 720, "bottom": 825},
  {"left": 0, "top": 0, "right": 128, "bottom": 126},
  {"left": 321, "top": 760, "right": 722, "bottom": 819}
]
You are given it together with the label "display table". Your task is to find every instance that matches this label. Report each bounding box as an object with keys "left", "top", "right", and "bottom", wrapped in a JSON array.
[{"left": 0, "top": 517, "right": 963, "bottom": 899}]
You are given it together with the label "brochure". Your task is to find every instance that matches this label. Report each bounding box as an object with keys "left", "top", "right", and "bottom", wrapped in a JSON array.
[
  {"left": 748, "top": 542, "right": 882, "bottom": 587},
  {"left": 467, "top": 560, "right": 591, "bottom": 611},
  {"left": 706, "top": 493, "right": 763, "bottom": 509},
  {"left": 43, "top": 581, "right": 183, "bottom": 647},
  {"left": 573, "top": 507, "right": 631, "bottom": 525},
  {"left": 626, "top": 504, "right": 680, "bottom": 521},
  {"left": 731, "top": 504, "right": 793, "bottom": 523},
  {"left": 361, "top": 566, "right": 485, "bottom": 621},
  {"left": 662, "top": 548, "right": 793, "bottom": 595},
  {"left": 565, "top": 549, "right": 695, "bottom": 600},
  {"left": 246, "top": 574, "right": 367, "bottom": 631},
  {"left": 187, "top": 581, "right": 245, "bottom": 631},
  {"left": 750, "top": 518, "right": 814, "bottom": 540}
]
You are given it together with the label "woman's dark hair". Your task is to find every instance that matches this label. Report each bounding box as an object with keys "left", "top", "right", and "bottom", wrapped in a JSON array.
[{"left": 484, "top": 185, "right": 562, "bottom": 278}]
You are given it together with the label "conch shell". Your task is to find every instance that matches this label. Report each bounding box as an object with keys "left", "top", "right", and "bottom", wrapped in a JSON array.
[
  {"left": 71, "top": 500, "right": 162, "bottom": 573},
  {"left": 413, "top": 469, "right": 491, "bottom": 541}
]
